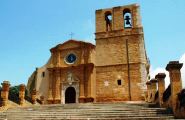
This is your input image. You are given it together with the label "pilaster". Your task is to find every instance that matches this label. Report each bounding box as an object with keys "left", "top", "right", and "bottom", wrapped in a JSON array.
[
  {"left": 47, "top": 69, "right": 53, "bottom": 103},
  {"left": 54, "top": 69, "right": 61, "bottom": 103},
  {"left": 79, "top": 67, "right": 85, "bottom": 103}
]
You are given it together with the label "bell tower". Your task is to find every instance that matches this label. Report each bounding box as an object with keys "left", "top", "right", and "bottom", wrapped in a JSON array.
[{"left": 95, "top": 4, "right": 149, "bottom": 101}]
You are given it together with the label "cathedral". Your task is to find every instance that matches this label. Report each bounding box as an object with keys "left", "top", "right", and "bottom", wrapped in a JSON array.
[{"left": 27, "top": 4, "right": 150, "bottom": 104}]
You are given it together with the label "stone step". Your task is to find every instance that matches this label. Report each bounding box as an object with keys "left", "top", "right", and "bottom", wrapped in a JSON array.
[
  {"left": 5, "top": 115, "right": 174, "bottom": 119},
  {"left": 9, "top": 107, "right": 168, "bottom": 111},
  {"left": 5, "top": 117, "right": 175, "bottom": 120},
  {"left": 1, "top": 102, "right": 176, "bottom": 119},
  {"left": 5, "top": 112, "right": 172, "bottom": 116},
  {"left": 0, "top": 116, "right": 176, "bottom": 120},
  {"left": 4, "top": 116, "right": 175, "bottom": 120},
  {"left": 7, "top": 111, "right": 171, "bottom": 115},
  {"left": 8, "top": 108, "right": 157, "bottom": 111},
  {"left": 5, "top": 114, "right": 174, "bottom": 117}
]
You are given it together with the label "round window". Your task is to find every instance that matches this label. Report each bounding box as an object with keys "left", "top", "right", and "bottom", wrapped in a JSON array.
[{"left": 65, "top": 53, "right": 77, "bottom": 64}]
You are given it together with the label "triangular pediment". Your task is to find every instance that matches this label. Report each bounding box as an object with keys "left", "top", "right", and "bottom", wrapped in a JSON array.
[{"left": 50, "top": 39, "right": 95, "bottom": 52}]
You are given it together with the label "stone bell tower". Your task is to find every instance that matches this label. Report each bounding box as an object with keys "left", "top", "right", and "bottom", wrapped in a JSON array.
[{"left": 95, "top": 4, "right": 149, "bottom": 102}]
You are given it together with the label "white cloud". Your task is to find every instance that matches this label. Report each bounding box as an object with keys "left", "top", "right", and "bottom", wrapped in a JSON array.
[
  {"left": 150, "top": 53, "right": 185, "bottom": 89},
  {"left": 179, "top": 53, "right": 185, "bottom": 88}
]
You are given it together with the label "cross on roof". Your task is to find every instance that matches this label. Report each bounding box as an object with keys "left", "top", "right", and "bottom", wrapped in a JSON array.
[{"left": 69, "top": 32, "right": 74, "bottom": 39}]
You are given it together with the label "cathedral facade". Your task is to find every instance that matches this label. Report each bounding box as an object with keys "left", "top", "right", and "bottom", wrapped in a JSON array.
[{"left": 27, "top": 4, "right": 150, "bottom": 104}]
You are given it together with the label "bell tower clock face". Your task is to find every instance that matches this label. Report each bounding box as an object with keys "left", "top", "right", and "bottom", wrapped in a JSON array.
[{"left": 65, "top": 53, "right": 77, "bottom": 64}]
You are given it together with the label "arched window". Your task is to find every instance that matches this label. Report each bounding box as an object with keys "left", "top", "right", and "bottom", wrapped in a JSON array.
[
  {"left": 123, "top": 9, "right": 132, "bottom": 28},
  {"left": 105, "top": 11, "right": 112, "bottom": 31}
]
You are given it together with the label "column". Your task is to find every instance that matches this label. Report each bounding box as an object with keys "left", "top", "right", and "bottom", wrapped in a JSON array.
[
  {"left": 150, "top": 79, "right": 157, "bottom": 102},
  {"left": 166, "top": 61, "right": 183, "bottom": 112},
  {"left": 155, "top": 73, "right": 166, "bottom": 107},
  {"left": 19, "top": 84, "right": 25, "bottom": 105},
  {"left": 1, "top": 81, "right": 10, "bottom": 106},
  {"left": 47, "top": 69, "right": 53, "bottom": 104},
  {"left": 54, "top": 69, "right": 61, "bottom": 103},
  {"left": 146, "top": 81, "right": 151, "bottom": 102}
]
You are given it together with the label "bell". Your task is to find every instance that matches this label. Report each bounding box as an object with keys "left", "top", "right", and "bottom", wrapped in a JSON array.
[
  {"left": 125, "top": 15, "right": 131, "bottom": 26},
  {"left": 126, "top": 20, "right": 131, "bottom": 25}
]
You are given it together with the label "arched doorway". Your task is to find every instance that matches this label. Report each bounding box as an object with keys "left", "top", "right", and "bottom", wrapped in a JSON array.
[{"left": 65, "top": 87, "right": 76, "bottom": 103}]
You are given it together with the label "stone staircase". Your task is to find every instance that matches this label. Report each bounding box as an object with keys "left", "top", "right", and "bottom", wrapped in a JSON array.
[{"left": 0, "top": 102, "right": 176, "bottom": 120}]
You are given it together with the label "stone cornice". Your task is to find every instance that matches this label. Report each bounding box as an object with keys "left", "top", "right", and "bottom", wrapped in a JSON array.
[
  {"left": 166, "top": 61, "right": 183, "bottom": 71},
  {"left": 96, "top": 62, "right": 147, "bottom": 68},
  {"left": 150, "top": 79, "right": 157, "bottom": 83},
  {"left": 47, "top": 63, "right": 94, "bottom": 70},
  {"left": 155, "top": 73, "right": 166, "bottom": 80},
  {"left": 95, "top": 27, "right": 143, "bottom": 40}
]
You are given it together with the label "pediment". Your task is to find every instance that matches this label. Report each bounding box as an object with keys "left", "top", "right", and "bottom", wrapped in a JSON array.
[{"left": 50, "top": 39, "right": 95, "bottom": 52}]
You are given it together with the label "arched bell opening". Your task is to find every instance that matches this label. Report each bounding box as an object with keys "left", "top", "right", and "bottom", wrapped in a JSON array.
[
  {"left": 123, "top": 9, "right": 132, "bottom": 28},
  {"left": 105, "top": 11, "right": 112, "bottom": 31}
]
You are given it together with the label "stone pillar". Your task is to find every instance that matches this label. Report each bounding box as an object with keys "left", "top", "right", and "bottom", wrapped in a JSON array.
[
  {"left": 146, "top": 81, "right": 151, "bottom": 102},
  {"left": 31, "top": 89, "right": 37, "bottom": 104},
  {"left": 1, "top": 81, "right": 10, "bottom": 106},
  {"left": 54, "top": 69, "right": 61, "bottom": 104},
  {"left": 47, "top": 69, "right": 53, "bottom": 104},
  {"left": 150, "top": 79, "right": 157, "bottom": 102},
  {"left": 155, "top": 73, "right": 166, "bottom": 107},
  {"left": 19, "top": 84, "right": 25, "bottom": 105},
  {"left": 40, "top": 96, "right": 44, "bottom": 105},
  {"left": 166, "top": 61, "right": 183, "bottom": 111}
]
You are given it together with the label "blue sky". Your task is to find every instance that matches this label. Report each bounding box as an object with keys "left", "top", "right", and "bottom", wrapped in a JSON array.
[{"left": 0, "top": 0, "right": 185, "bottom": 85}]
